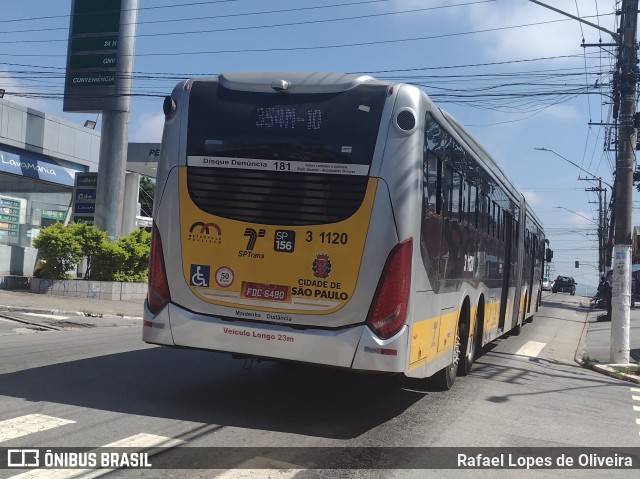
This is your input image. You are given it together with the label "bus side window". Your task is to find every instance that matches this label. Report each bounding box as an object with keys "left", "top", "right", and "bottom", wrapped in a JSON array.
[
  {"left": 462, "top": 179, "right": 469, "bottom": 223},
  {"left": 436, "top": 158, "right": 443, "bottom": 215},
  {"left": 452, "top": 170, "right": 462, "bottom": 222},
  {"left": 467, "top": 181, "right": 475, "bottom": 226},
  {"left": 479, "top": 193, "right": 486, "bottom": 233},
  {"left": 492, "top": 202, "right": 498, "bottom": 238},
  {"left": 443, "top": 165, "right": 453, "bottom": 219},
  {"left": 423, "top": 152, "right": 439, "bottom": 215},
  {"left": 424, "top": 112, "right": 444, "bottom": 216},
  {"left": 485, "top": 195, "right": 491, "bottom": 235}
]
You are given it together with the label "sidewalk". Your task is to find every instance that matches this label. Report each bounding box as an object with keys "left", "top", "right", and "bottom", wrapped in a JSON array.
[
  {"left": 0, "top": 289, "right": 144, "bottom": 319},
  {"left": 578, "top": 304, "right": 640, "bottom": 384}
]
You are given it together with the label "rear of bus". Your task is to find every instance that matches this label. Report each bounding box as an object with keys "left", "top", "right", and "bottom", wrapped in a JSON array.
[{"left": 143, "top": 72, "right": 419, "bottom": 374}]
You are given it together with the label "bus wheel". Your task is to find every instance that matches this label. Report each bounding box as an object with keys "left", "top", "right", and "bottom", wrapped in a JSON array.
[
  {"left": 458, "top": 308, "right": 477, "bottom": 376},
  {"left": 431, "top": 322, "right": 461, "bottom": 390},
  {"left": 511, "top": 321, "right": 522, "bottom": 336},
  {"left": 509, "top": 297, "right": 523, "bottom": 336}
]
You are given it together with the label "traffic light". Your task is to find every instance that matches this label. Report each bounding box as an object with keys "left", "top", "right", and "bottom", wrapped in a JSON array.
[{"left": 575, "top": 261, "right": 579, "bottom": 268}]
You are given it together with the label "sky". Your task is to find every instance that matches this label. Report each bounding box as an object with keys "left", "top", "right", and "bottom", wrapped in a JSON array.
[{"left": 1, "top": 0, "right": 636, "bottom": 290}]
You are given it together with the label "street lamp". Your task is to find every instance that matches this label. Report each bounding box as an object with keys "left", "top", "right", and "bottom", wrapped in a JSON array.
[
  {"left": 554, "top": 206, "right": 597, "bottom": 224},
  {"left": 538, "top": 147, "right": 611, "bottom": 278},
  {"left": 534, "top": 147, "right": 612, "bottom": 188}
]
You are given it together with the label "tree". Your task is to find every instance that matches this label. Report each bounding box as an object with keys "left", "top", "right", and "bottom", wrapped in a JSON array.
[
  {"left": 33, "top": 223, "right": 83, "bottom": 279},
  {"left": 89, "top": 228, "right": 150, "bottom": 282},
  {"left": 67, "top": 222, "right": 107, "bottom": 278},
  {"left": 114, "top": 228, "right": 151, "bottom": 282},
  {"left": 33, "top": 222, "right": 150, "bottom": 282}
]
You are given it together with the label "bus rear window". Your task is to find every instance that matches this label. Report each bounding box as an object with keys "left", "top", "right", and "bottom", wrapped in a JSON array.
[{"left": 186, "top": 81, "right": 388, "bottom": 166}]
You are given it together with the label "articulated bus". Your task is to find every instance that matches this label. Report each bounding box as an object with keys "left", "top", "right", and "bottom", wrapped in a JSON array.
[{"left": 144, "top": 71, "right": 545, "bottom": 389}]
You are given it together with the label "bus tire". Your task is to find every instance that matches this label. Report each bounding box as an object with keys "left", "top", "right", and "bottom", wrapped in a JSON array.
[
  {"left": 527, "top": 292, "right": 539, "bottom": 323},
  {"left": 510, "top": 294, "right": 526, "bottom": 335},
  {"left": 431, "top": 319, "right": 461, "bottom": 390},
  {"left": 458, "top": 300, "right": 475, "bottom": 376},
  {"left": 537, "top": 289, "right": 542, "bottom": 309},
  {"left": 511, "top": 321, "right": 522, "bottom": 336}
]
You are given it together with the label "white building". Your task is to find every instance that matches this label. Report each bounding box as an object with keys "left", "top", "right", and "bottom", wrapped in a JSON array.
[{"left": 0, "top": 97, "right": 158, "bottom": 284}]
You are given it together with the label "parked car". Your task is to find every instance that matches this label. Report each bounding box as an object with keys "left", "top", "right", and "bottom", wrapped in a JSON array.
[
  {"left": 552, "top": 275, "right": 576, "bottom": 295},
  {"left": 542, "top": 277, "right": 552, "bottom": 291}
]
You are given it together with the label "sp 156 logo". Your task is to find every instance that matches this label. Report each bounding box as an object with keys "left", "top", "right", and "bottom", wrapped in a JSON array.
[{"left": 274, "top": 230, "right": 295, "bottom": 253}]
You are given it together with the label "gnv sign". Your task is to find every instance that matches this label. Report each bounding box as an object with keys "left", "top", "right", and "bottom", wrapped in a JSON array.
[{"left": 76, "top": 189, "right": 97, "bottom": 201}]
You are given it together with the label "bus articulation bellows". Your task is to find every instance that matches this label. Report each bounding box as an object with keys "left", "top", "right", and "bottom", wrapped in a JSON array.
[{"left": 143, "top": 71, "right": 545, "bottom": 389}]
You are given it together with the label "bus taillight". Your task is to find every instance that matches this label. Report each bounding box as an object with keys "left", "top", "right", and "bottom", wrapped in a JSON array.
[
  {"left": 147, "top": 223, "right": 171, "bottom": 314},
  {"left": 366, "top": 238, "right": 412, "bottom": 340}
]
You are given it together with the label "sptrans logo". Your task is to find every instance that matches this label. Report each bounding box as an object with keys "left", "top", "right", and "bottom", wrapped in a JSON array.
[
  {"left": 238, "top": 228, "right": 266, "bottom": 259},
  {"left": 188, "top": 222, "right": 222, "bottom": 244},
  {"left": 243, "top": 228, "right": 265, "bottom": 250}
]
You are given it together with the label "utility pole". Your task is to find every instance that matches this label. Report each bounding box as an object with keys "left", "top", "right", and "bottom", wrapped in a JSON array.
[
  {"left": 580, "top": 178, "right": 606, "bottom": 276},
  {"left": 603, "top": 187, "right": 608, "bottom": 270},
  {"left": 94, "top": 0, "right": 138, "bottom": 241},
  {"left": 611, "top": 0, "right": 638, "bottom": 364}
]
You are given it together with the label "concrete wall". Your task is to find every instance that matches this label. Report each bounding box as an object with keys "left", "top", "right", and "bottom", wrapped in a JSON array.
[
  {"left": 31, "top": 278, "right": 147, "bottom": 301},
  {"left": 0, "top": 244, "right": 37, "bottom": 276}
]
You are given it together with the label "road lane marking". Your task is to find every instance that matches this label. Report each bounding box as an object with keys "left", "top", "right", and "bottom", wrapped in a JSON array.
[
  {"left": 22, "top": 313, "right": 69, "bottom": 320},
  {"left": 514, "top": 341, "right": 546, "bottom": 358},
  {"left": 0, "top": 415, "right": 75, "bottom": 443},
  {"left": 631, "top": 387, "right": 640, "bottom": 393},
  {"left": 11, "top": 328, "right": 40, "bottom": 334},
  {"left": 101, "top": 433, "right": 184, "bottom": 448},
  {"left": 7, "top": 434, "right": 185, "bottom": 479},
  {"left": 215, "top": 457, "right": 302, "bottom": 479},
  {"left": 633, "top": 405, "right": 640, "bottom": 412},
  {"left": 633, "top": 396, "right": 640, "bottom": 401}
]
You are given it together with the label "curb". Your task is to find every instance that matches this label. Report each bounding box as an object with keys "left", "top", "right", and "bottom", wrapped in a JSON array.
[
  {"left": 573, "top": 306, "right": 640, "bottom": 384},
  {"left": 0, "top": 304, "right": 84, "bottom": 317},
  {"left": 0, "top": 304, "right": 142, "bottom": 322},
  {"left": 573, "top": 305, "right": 593, "bottom": 366},
  {"left": 578, "top": 358, "right": 640, "bottom": 384},
  {"left": 0, "top": 312, "right": 62, "bottom": 331},
  {"left": 588, "top": 363, "right": 640, "bottom": 384}
]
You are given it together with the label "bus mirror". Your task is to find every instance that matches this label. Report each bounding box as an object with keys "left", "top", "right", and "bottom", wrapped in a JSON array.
[{"left": 163, "top": 96, "right": 177, "bottom": 119}]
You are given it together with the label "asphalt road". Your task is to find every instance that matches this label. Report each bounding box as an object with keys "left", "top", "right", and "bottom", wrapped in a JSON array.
[{"left": 0, "top": 295, "right": 638, "bottom": 478}]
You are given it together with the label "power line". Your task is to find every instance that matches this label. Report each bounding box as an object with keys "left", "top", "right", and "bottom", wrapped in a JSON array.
[{"left": 0, "top": 14, "right": 616, "bottom": 54}]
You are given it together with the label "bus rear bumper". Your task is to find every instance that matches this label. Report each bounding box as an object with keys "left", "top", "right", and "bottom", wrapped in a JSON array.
[{"left": 143, "top": 302, "right": 407, "bottom": 373}]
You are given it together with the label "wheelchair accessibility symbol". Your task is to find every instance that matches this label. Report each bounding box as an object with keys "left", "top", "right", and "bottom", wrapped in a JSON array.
[{"left": 190, "top": 264, "right": 210, "bottom": 287}]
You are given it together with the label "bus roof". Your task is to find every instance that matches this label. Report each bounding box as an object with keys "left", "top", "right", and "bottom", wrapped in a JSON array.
[{"left": 213, "top": 71, "right": 381, "bottom": 94}]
